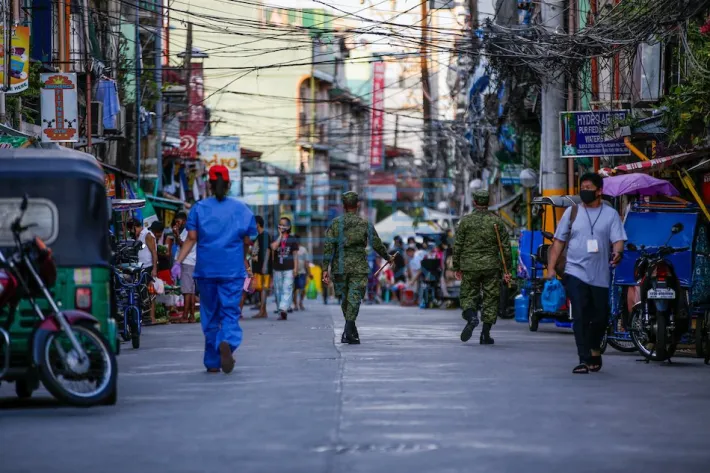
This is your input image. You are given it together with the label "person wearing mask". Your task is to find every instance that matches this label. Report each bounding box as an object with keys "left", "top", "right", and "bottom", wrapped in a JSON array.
[
  {"left": 453, "top": 189, "right": 512, "bottom": 345},
  {"left": 547, "top": 173, "right": 626, "bottom": 374},
  {"left": 172, "top": 165, "right": 257, "bottom": 374},
  {"left": 271, "top": 217, "right": 299, "bottom": 320},
  {"left": 322, "top": 192, "right": 394, "bottom": 344},
  {"left": 137, "top": 221, "right": 163, "bottom": 325},
  {"left": 250, "top": 216, "right": 272, "bottom": 319},
  {"left": 172, "top": 211, "right": 197, "bottom": 324},
  {"left": 293, "top": 242, "right": 310, "bottom": 311}
]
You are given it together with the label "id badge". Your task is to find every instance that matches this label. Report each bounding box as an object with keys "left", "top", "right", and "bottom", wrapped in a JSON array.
[{"left": 587, "top": 239, "right": 599, "bottom": 253}]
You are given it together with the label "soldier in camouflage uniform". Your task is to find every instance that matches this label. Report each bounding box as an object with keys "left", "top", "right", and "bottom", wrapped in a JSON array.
[
  {"left": 453, "top": 189, "right": 512, "bottom": 345},
  {"left": 322, "top": 192, "right": 393, "bottom": 344}
]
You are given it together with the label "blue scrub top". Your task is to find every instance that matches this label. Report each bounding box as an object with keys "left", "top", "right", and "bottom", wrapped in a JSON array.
[{"left": 187, "top": 197, "right": 257, "bottom": 279}]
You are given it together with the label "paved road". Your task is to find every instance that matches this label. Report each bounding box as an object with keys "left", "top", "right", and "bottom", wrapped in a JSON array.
[{"left": 1, "top": 303, "right": 709, "bottom": 473}]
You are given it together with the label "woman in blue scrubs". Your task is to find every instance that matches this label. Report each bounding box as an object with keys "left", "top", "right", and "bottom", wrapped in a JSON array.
[{"left": 172, "top": 165, "right": 257, "bottom": 373}]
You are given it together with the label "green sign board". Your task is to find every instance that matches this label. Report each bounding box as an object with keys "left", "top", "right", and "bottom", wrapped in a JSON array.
[{"left": 0, "top": 136, "right": 29, "bottom": 148}]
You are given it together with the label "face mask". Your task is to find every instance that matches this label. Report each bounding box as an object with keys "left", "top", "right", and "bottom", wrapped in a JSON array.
[{"left": 580, "top": 189, "right": 598, "bottom": 204}]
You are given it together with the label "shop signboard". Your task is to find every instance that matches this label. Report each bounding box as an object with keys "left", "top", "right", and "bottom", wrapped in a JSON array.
[
  {"left": 501, "top": 164, "right": 523, "bottom": 185},
  {"left": 370, "top": 61, "right": 386, "bottom": 169},
  {"left": 199, "top": 136, "right": 241, "bottom": 196},
  {"left": 40, "top": 72, "right": 78, "bottom": 143},
  {"left": 0, "top": 136, "right": 29, "bottom": 148},
  {"left": 703, "top": 173, "right": 710, "bottom": 205},
  {"left": 105, "top": 174, "right": 116, "bottom": 198},
  {"left": 242, "top": 176, "right": 279, "bottom": 206},
  {"left": 0, "top": 26, "right": 30, "bottom": 94},
  {"left": 560, "top": 110, "right": 631, "bottom": 158}
]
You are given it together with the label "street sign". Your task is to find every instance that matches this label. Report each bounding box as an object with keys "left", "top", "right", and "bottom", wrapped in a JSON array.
[
  {"left": 179, "top": 130, "right": 198, "bottom": 158},
  {"left": 560, "top": 110, "right": 631, "bottom": 158},
  {"left": 199, "top": 136, "right": 241, "bottom": 196},
  {"left": 242, "top": 176, "right": 279, "bottom": 206}
]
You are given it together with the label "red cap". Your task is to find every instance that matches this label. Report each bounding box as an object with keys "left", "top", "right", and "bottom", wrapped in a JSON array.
[{"left": 209, "top": 165, "right": 229, "bottom": 181}]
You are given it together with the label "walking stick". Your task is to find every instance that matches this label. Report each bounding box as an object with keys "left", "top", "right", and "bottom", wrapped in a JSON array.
[
  {"left": 374, "top": 251, "right": 399, "bottom": 279},
  {"left": 493, "top": 224, "right": 512, "bottom": 288}
]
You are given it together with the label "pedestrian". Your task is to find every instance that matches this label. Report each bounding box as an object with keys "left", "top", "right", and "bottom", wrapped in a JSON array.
[
  {"left": 250, "top": 215, "right": 272, "bottom": 319},
  {"left": 293, "top": 242, "right": 310, "bottom": 311},
  {"left": 547, "top": 173, "right": 626, "bottom": 374},
  {"left": 171, "top": 165, "right": 257, "bottom": 374},
  {"left": 322, "top": 192, "right": 393, "bottom": 344},
  {"left": 271, "top": 217, "right": 299, "bottom": 320},
  {"left": 137, "top": 221, "right": 163, "bottom": 324},
  {"left": 172, "top": 211, "right": 198, "bottom": 324},
  {"left": 453, "top": 189, "right": 512, "bottom": 345}
]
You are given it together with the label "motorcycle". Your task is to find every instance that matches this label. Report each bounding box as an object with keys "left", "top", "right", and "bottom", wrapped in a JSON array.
[
  {"left": 626, "top": 223, "right": 690, "bottom": 362},
  {"left": 0, "top": 195, "right": 118, "bottom": 405}
]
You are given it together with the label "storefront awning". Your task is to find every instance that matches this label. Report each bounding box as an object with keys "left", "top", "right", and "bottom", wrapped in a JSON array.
[
  {"left": 488, "top": 191, "right": 523, "bottom": 211},
  {"left": 614, "top": 152, "right": 699, "bottom": 173},
  {"left": 145, "top": 194, "right": 183, "bottom": 211}
]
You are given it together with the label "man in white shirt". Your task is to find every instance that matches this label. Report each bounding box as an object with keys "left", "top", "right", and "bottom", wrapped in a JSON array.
[{"left": 173, "top": 211, "right": 198, "bottom": 323}]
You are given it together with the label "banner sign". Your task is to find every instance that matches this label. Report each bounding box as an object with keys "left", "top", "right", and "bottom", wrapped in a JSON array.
[
  {"left": 0, "top": 136, "right": 29, "bottom": 148},
  {"left": 105, "top": 174, "right": 116, "bottom": 197},
  {"left": 0, "top": 26, "right": 30, "bottom": 94},
  {"left": 370, "top": 61, "right": 386, "bottom": 169},
  {"left": 199, "top": 136, "right": 241, "bottom": 196},
  {"left": 560, "top": 111, "right": 631, "bottom": 158},
  {"left": 40, "top": 73, "right": 78, "bottom": 143},
  {"left": 179, "top": 130, "right": 198, "bottom": 158},
  {"left": 242, "top": 176, "right": 280, "bottom": 206}
]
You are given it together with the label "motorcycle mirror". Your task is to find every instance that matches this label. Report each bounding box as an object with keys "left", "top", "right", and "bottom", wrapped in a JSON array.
[
  {"left": 626, "top": 243, "right": 637, "bottom": 252},
  {"left": 672, "top": 223, "right": 684, "bottom": 234},
  {"left": 20, "top": 194, "right": 29, "bottom": 212}
]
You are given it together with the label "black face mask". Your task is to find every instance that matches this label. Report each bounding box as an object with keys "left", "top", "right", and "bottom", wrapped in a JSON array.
[{"left": 580, "top": 190, "right": 598, "bottom": 204}]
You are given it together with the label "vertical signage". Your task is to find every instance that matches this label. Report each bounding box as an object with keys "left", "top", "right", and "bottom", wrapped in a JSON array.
[
  {"left": 40, "top": 73, "right": 79, "bottom": 143},
  {"left": 0, "top": 26, "right": 30, "bottom": 93},
  {"left": 370, "top": 61, "right": 386, "bottom": 169},
  {"left": 181, "top": 62, "right": 205, "bottom": 158}
]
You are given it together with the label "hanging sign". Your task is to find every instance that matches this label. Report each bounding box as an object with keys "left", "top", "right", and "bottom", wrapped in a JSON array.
[
  {"left": 0, "top": 136, "right": 29, "bottom": 148},
  {"left": 560, "top": 111, "right": 631, "bottom": 158},
  {"left": 370, "top": 61, "right": 386, "bottom": 169},
  {"left": 0, "top": 26, "right": 30, "bottom": 94},
  {"left": 105, "top": 174, "right": 116, "bottom": 197},
  {"left": 40, "top": 73, "right": 79, "bottom": 143},
  {"left": 199, "top": 136, "right": 241, "bottom": 196}
]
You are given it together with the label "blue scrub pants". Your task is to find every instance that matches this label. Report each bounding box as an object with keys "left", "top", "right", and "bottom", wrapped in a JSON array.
[{"left": 195, "top": 278, "right": 244, "bottom": 370}]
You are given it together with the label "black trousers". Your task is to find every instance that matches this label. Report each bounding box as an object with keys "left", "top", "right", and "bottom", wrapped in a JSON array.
[{"left": 565, "top": 274, "right": 609, "bottom": 363}]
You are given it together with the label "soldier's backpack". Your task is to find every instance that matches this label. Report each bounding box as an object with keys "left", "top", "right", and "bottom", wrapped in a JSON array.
[{"left": 554, "top": 205, "right": 579, "bottom": 276}]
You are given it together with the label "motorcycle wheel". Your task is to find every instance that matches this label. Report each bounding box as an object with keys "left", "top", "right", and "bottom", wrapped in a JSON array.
[
  {"left": 599, "top": 332, "right": 608, "bottom": 355},
  {"left": 38, "top": 321, "right": 118, "bottom": 407},
  {"left": 655, "top": 313, "right": 669, "bottom": 361},
  {"left": 631, "top": 308, "right": 676, "bottom": 361},
  {"left": 15, "top": 379, "right": 33, "bottom": 399},
  {"left": 528, "top": 295, "right": 539, "bottom": 332},
  {"left": 608, "top": 338, "right": 638, "bottom": 353}
]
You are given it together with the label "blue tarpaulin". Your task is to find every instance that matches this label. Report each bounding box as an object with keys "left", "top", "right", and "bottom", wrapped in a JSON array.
[
  {"left": 614, "top": 211, "right": 699, "bottom": 287},
  {"left": 518, "top": 230, "right": 544, "bottom": 279}
]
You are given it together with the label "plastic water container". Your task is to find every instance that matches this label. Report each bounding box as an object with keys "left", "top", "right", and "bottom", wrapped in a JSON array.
[{"left": 514, "top": 293, "right": 529, "bottom": 323}]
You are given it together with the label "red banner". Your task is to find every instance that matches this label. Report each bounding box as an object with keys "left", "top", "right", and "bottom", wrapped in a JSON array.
[
  {"left": 180, "top": 62, "right": 205, "bottom": 158},
  {"left": 369, "top": 61, "right": 386, "bottom": 169}
]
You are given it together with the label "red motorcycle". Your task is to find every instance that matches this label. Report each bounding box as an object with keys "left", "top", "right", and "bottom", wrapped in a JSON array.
[{"left": 0, "top": 196, "right": 117, "bottom": 405}]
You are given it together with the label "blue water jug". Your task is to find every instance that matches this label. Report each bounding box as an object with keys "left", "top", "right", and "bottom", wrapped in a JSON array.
[{"left": 514, "top": 293, "right": 529, "bottom": 323}]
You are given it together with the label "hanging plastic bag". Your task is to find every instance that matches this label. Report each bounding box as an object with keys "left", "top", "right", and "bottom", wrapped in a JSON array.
[
  {"left": 152, "top": 278, "right": 165, "bottom": 295},
  {"left": 306, "top": 279, "right": 318, "bottom": 300},
  {"left": 542, "top": 279, "right": 566, "bottom": 313}
]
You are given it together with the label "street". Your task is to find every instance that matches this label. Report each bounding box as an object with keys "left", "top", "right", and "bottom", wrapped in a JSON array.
[{"left": 1, "top": 303, "right": 709, "bottom": 473}]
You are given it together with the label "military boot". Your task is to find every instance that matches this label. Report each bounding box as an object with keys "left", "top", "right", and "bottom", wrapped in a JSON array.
[
  {"left": 460, "top": 309, "right": 480, "bottom": 342},
  {"left": 341, "top": 323, "right": 360, "bottom": 343},
  {"left": 480, "top": 323, "right": 495, "bottom": 345},
  {"left": 343, "top": 320, "right": 360, "bottom": 344}
]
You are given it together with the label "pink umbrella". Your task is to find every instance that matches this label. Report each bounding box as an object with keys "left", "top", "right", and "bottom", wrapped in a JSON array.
[{"left": 602, "top": 174, "right": 680, "bottom": 197}]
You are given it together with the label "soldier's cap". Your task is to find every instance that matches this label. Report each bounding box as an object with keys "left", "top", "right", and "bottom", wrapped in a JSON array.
[
  {"left": 342, "top": 191, "right": 360, "bottom": 207},
  {"left": 473, "top": 189, "right": 490, "bottom": 205}
]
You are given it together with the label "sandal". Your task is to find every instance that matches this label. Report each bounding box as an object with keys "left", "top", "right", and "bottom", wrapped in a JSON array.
[
  {"left": 573, "top": 363, "right": 590, "bottom": 374},
  {"left": 588, "top": 356, "right": 603, "bottom": 373}
]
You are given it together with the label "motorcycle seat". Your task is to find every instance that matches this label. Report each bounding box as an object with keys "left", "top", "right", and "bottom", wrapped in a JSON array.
[{"left": 117, "top": 263, "right": 144, "bottom": 275}]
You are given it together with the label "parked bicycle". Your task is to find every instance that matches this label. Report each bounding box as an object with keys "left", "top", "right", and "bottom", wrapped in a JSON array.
[{"left": 113, "top": 263, "right": 150, "bottom": 349}]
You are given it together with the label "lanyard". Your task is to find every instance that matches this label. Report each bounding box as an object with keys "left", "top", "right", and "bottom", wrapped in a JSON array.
[{"left": 584, "top": 206, "right": 603, "bottom": 236}]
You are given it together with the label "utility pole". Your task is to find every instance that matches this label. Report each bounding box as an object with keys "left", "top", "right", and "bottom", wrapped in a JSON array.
[
  {"left": 156, "top": 0, "right": 164, "bottom": 191},
  {"left": 306, "top": 33, "right": 318, "bottom": 257},
  {"left": 420, "top": 0, "right": 432, "bottom": 171},
  {"left": 184, "top": 21, "right": 192, "bottom": 117},
  {"left": 540, "top": 0, "right": 567, "bottom": 219},
  {"left": 0, "top": 0, "right": 9, "bottom": 125},
  {"left": 135, "top": 3, "right": 141, "bottom": 182},
  {"left": 83, "top": 0, "right": 91, "bottom": 151}
]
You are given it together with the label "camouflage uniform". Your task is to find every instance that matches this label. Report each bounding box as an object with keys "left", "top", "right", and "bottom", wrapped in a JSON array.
[
  {"left": 453, "top": 190, "right": 512, "bottom": 333},
  {"left": 323, "top": 192, "right": 390, "bottom": 323}
]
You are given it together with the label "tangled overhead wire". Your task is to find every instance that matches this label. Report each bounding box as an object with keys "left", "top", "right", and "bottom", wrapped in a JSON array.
[{"left": 482, "top": 0, "right": 710, "bottom": 81}]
